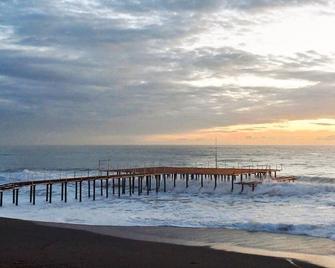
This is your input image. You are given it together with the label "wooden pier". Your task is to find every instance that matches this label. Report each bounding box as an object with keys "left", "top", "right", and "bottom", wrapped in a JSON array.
[{"left": 0, "top": 166, "right": 289, "bottom": 207}]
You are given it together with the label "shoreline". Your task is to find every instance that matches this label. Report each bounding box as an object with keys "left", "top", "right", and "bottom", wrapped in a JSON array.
[
  {"left": 0, "top": 217, "right": 330, "bottom": 268},
  {"left": 38, "top": 220, "right": 335, "bottom": 268}
]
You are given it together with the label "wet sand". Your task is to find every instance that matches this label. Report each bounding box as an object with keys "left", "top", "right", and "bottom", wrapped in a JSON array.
[{"left": 0, "top": 217, "right": 321, "bottom": 268}]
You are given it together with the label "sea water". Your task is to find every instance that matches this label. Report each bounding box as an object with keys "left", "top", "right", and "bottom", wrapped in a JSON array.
[{"left": 0, "top": 145, "right": 334, "bottom": 242}]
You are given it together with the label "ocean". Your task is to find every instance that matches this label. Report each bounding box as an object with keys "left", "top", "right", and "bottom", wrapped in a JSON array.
[{"left": 0, "top": 145, "right": 334, "bottom": 242}]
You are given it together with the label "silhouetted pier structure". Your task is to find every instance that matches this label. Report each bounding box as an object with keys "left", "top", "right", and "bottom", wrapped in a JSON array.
[{"left": 0, "top": 166, "right": 295, "bottom": 207}]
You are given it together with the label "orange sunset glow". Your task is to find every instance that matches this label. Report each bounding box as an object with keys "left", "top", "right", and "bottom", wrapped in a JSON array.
[{"left": 146, "top": 119, "right": 335, "bottom": 145}]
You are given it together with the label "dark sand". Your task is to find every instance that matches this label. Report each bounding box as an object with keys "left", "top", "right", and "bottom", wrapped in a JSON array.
[{"left": 0, "top": 217, "right": 321, "bottom": 268}]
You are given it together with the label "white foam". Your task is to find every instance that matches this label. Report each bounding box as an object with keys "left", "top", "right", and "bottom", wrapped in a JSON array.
[{"left": 1, "top": 172, "right": 334, "bottom": 242}]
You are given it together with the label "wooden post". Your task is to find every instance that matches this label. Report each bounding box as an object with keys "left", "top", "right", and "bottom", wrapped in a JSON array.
[
  {"left": 112, "top": 179, "right": 115, "bottom": 195},
  {"left": 106, "top": 179, "right": 109, "bottom": 198},
  {"left": 149, "top": 176, "right": 152, "bottom": 192},
  {"left": 122, "top": 178, "right": 126, "bottom": 194},
  {"left": 12, "top": 188, "right": 15, "bottom": 204},
  {"left": 214, "top": 175, "right": 217, "bottom": 190},
  {"left": 0, "top": 191, "right": 2, "bottom": 207},
  {"left": 201, "top": 175, "right": 203, "bottom": 188},
  {"left": 129, "top": 177, "right": 132, "bottom": 196},
  {"left": 140, "top": 177, "right": 143, "bottom": 194},
  {"left": 118, "top": 178, "right": 121, "bottom": 197},
  {"left": 163, "top": 174, "right": 166, "bottom": 192},
  {"left": 100, "top": 179, "right": 103, "bottom": 196},
  {"left": 173, "top": 174, "right": 176, "bottom": 187},
  {"left": 75, "top": 181, "right": 78, "bottom": 200},
  {"left": 93, "top": 180, "right": 96, "bottom": 201},
  {"left": 64, "top": 181, "right": 67, "bottom": 203},
  {"left": 46, "top": 184, "right": 49, "bottom": 202},
  {"left": 61, "top": 182, "right": 64, "bottom": 201},
  {"left": 30, "top": 185, "right": 33, "bottom": 203},
  {"left": 32, "top": 185, "right": 36, "bottom": 205},
  {"left": 155, "top": 175, "right": 159, "bottom": 193},
  {"left": 186, "top": 174, "right": 189, "bottom": 188},
  {"left": 132, "top": 177, "right": 135, "bottom": 193},
  {"left": 15, "top": 189, "right": 19, "bottom": 206},
  {"left": 49, "top": 184, "right": 52, "bottom": 203},
  {"left": 240, "top": 183, "right": 244, "bottom": 193},
  {"left": 231, "top": 175, "right": 235, "bottom": 192},
  {"left": 138, "top": 177, "right": 141, "bottom": 195},
  {"left": 146, "top": 176, "right": 149, "bottom": 195},
  {"left": 88, "top": 180, "right": 91, "bottom": 198},
  {"left": 79, "top": 180, "right": 82, "bottom": 202}
]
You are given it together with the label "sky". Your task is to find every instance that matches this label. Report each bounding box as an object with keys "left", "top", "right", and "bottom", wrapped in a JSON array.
[{"left": 1, "top": 0, "right": 335, "bottom": 145}]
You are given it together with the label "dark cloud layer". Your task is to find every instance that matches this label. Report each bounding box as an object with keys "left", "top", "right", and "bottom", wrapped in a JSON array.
[{"left": 0, "top": 0, "right": 334, "bottom": 144}]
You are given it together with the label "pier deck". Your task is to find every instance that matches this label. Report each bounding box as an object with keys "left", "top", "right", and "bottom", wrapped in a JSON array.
[{"left": 0, "top": 166, "right": 284, "bottom": 207}]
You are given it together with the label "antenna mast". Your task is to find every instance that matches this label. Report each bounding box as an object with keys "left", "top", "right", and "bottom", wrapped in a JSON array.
[{"left": 215, "top": 137, "right": 218, "bottom": 169}]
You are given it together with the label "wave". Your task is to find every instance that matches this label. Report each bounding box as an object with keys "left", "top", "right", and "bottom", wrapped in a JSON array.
[
  {"left": 298, "top": 176, "right": 335, "bottom": 184},
  {"left": 230, "top": 222, "right": 335, "bottom": 241},
  {"left": 253, "top": 180, "right": 335, "bottom": 197}
]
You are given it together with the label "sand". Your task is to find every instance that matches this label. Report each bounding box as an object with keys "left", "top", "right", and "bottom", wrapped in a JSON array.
[{"left": 0, "top": 217, "right": 322, "bottom": 268}]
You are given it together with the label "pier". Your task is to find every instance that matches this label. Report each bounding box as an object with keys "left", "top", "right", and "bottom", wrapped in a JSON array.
[{"left": 0, "top": 166, "right": 295, "bottom": 207}]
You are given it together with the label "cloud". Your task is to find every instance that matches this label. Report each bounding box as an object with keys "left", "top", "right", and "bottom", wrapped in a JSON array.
[{"left": 0, "top": 0, "right": 334, "bottom": 144}]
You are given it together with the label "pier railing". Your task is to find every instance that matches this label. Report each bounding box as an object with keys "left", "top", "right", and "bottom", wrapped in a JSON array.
[{"left": 0, "top": 166, "right": 289, "bottom": 207}]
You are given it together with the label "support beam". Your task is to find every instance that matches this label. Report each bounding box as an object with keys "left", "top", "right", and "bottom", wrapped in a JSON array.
[
  {"left": 155, "top": 175, "right": 159, "bottom": 193},
  {"left": 15, "top": 189, "right": 19, "bottom": 206},
  {"left": 12, "top": 188, "right": 15, "bottom": 204},
  {"left": 64, "top": 182, "right": 67, "bottom": 203},
  {"left": 32, "top": 185, "right": 36, "bottom": 205},
  {"left": 93, "top": 180, "right": 96, "bottom": 201},
  {"left": 61, "top": 182, "right": 64, "bottom": 201},
  {"left": 49, "top": 184, "right": 52, "bottom": 203},
  {"left": 140, "top": 177, "right": 143, "bottom": 194},
  {"left": 46, "top": 184, "right": 49, "bottom": 202},
  {"left": 118, "top": 178, "right": 121, "bottom": 197},
  {"left": 240, "top": 183, "right": 244, "bottom": 193},
  {"left": 163, "top": 174, "right": 166, "bottom": 192},
  {"left": 88, "top": 180, "right": 91, "bottom": 198},
  {"left": 146, "top": 176, "right": 149, "bottom": 195},
  {"left": 29, "top": 185, "right": 33, "bottom": 203},
  {"left": 231, "top": 175, "right": 235, "bottom": 192},
  {"left": 75, "top": 181, "right": 78, "bottom": 200},
  {"left": 79, "top": 180, "right": 82, "bottom": 202},
  {"left": 129, "top": 177, "right": 132, "bottom": 196},
  {"left": 122, "top": 178, "right": 126, "bottom": 195},
  {"left": 106, "top": 179, "right": 109, "bottom": 198}
]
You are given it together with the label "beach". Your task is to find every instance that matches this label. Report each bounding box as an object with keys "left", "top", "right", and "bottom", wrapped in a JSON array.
[
  {"left": 0, "top": 217, "right": 322, "bottom": 268},
  {"left": 0, "top": 146, "right": 334, "bottom": 267}
]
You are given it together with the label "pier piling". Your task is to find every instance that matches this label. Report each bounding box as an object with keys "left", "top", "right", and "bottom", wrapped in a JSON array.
[
  {"left": 0, "top": 166, "right": 284, "bottom": 207},
  {"left": 79, "top": 180, "right": 82, "bottom": 202},
  {"left": 93, "top": 180, "right": 96, "bottom": 201}
]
